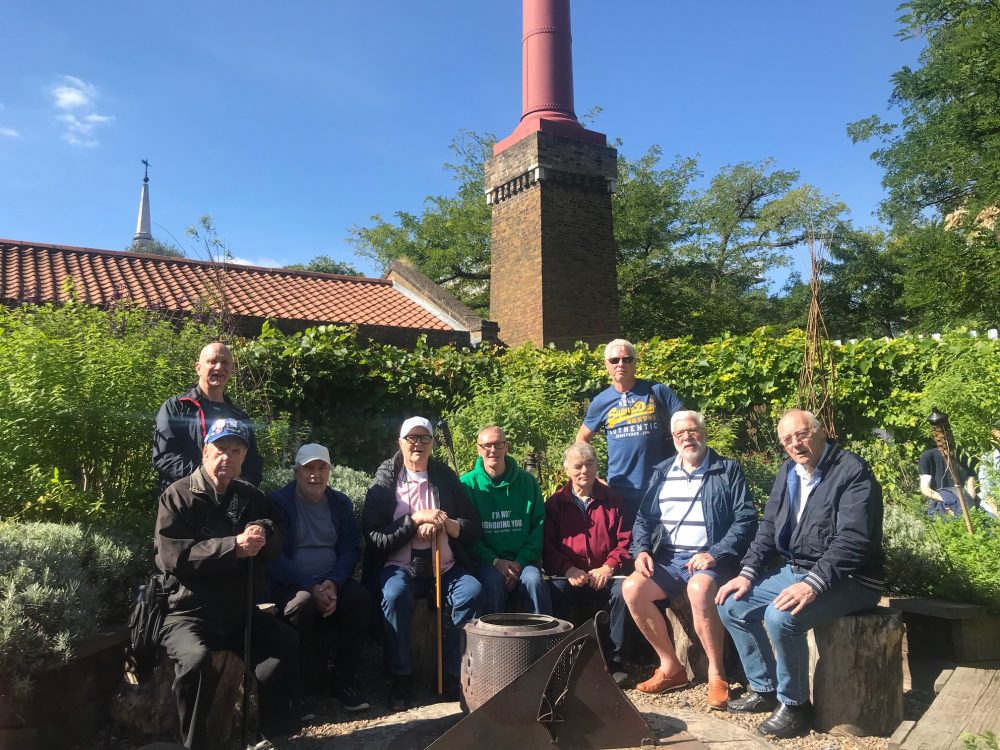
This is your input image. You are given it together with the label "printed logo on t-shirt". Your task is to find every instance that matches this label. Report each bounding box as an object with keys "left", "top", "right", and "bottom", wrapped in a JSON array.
[
  {"left": 607, "top": 394, "right": 658, "bottom": 434},
  {"left": 482, "top": 508, "right": 524, "bottom": 532}
]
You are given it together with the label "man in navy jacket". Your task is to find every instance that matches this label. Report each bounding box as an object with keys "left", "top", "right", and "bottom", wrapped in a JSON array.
[
  {"left": 268, "top": 443, "right": 371, "bottom": 711},
  {"left": 716, "top": 410, "right": 884, "bottom": 739}
]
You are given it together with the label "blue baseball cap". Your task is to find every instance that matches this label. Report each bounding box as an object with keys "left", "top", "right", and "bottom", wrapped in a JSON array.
[{"left": 205, "top": 418, "right": 250, "bottom": 446}]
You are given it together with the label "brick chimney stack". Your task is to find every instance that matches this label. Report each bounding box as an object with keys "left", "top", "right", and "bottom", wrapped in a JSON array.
[{"left": 486, "top": 0, "right": 620, "bottom": 349}]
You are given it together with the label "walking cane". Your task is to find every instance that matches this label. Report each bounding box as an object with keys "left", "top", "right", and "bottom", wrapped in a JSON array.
[
  {"left": 243, "top": 554, "right": 254, "bottom": 749},
  {"left": 433, "top": 530, "right": 444, "bottom": 695},
  {"left": 430, "top": 486, "right": 444, "bottom": 695}
]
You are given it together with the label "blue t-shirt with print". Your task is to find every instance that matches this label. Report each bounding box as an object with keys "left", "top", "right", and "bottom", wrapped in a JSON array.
[{"left": 583, "top": 379, "right": 684, "bottom": 493}]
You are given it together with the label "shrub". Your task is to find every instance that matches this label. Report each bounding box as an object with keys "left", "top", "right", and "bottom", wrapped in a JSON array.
[
  {"left": 883, "top": 499, "right": 1000, "bottom": 608},
  {"left": 0, "top": 301, "right": 214, "bottom": 527},
  {"left": 0, "top": 521, "right": 147, "bottom": 696}
]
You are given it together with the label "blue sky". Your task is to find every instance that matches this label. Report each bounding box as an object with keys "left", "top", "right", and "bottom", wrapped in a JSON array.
[{"left": 0, "top": 2, "right": 921, "bottom": 276}]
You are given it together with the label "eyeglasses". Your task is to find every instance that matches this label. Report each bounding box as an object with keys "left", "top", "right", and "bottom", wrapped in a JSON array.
[
  {"left": 478, "top": 441, "right": 507, "bottom": 451},
  {"left": 607, "top": 356, "right": 635, "bottom": 365},
  {"left": 672, "top": 429, "right": 702, "bottom": 440},
  {"left": 780, "top": 429, "right": 814, "bottom": 447},
  {"left": 402, "top": 434, "right": 432, "bottom": 445}
]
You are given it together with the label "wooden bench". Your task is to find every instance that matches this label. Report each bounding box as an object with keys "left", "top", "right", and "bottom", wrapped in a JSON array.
[
  {"left": 807, "top": 606, "right": 904, "bottom": 736},
  {"left": 889, "top": 666, "right": 1000, "bottom": 749}
]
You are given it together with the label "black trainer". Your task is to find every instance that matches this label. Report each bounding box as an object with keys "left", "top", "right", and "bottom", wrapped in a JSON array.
[
  {"left": 387, "top": 674, "right": 412, "bottom": 712},
  {"left": 727, "top": 689, "right": 778, "bottom": 713},
  {"left": 333, "top": 684, "right": 371, "bottom": 712}
]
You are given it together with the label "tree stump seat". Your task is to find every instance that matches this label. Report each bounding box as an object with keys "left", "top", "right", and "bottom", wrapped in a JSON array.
[
  {"left": 112, "top": 647, "right": 251, "bottom": 747},
  {"left": 659, "top": 589, "right": 745, "bottom": 683},
  {"left": 807, "top": 606, "right": 904, "bottom": 736}
]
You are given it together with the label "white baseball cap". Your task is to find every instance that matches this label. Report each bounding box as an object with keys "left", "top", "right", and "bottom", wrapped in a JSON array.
[
  {"left": 399, "top": 417, "right": 434, "bottom": 438},
  {"left": 295, "top": 443, "right": 331, "bottom": 467}
]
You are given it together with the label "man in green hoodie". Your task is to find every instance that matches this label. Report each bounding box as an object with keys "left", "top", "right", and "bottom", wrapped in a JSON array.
[{"left": 461, "top": 426, "right": 552, "bottom": 615}]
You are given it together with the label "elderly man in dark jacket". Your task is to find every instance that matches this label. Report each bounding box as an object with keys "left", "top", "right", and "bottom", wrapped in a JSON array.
[
  {"left": 622, "top": 410, "right": 757, "bottom": 709},
  {"left": 156, "top": 418, "right": 297, "bottom": 749},
  {"left": 268, "top": 443, "right": 371, "bottom": 711},
  {"left": 361, "top": 417, "right": 484, "bottom": 709},
  {"left": 716, "top": 409, "right": 884, "bottom": 739}
]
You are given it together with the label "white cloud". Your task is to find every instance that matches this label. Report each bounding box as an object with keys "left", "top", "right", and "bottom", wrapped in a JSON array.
[
  {"left": 229, "top": 256, "right": 284, "bottom": 268},
  {"left": 48, "top": 76, "right": 114, "bottom": 147},
  {"left": 51, "top": 75, "right": 97, "bottom": 110},
  {"left": 0, "top": 127, "right": 19, "bottom": 138}
]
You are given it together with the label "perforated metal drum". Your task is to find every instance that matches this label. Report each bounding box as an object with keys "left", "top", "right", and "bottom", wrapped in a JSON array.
[{"left": 461, "top": 613, "right": 573, "bottom": 711}]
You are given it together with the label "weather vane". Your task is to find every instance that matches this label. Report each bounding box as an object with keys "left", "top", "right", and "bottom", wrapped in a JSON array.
[{"left": 141, "top": 159, "right": 151, "bottom": 182}]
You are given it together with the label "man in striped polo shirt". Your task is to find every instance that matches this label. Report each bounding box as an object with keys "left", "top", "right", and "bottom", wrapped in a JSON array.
[
  {"left": 715, "top": 410, "right": 884, "bottom": 739},
  {"left": 623, "top": 410, "right": 757, "bottom": 708}
]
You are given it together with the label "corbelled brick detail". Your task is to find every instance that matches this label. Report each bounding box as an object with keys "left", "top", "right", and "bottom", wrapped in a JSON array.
[{"left": 486, "top": 131, "right": 620, "bottom": 348}]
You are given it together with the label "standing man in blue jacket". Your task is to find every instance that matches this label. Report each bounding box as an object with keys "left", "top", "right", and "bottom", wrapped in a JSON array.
[
  {"left": 577, "top": 338, "right": 685, "bottom": 528},
  {"left": 716, "top": 410, "right": 884, "bottom": 739},
  {"left": 268, "top": 443, "right": 371, "bottom": 712},
  {"left": 622, "top": 411, "right": 757, "bottom": 708}
]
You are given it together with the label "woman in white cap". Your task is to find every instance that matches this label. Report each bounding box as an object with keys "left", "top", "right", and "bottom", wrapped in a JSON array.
[{"left": 362, "top": 417, "right": 484, "bottom": 709}]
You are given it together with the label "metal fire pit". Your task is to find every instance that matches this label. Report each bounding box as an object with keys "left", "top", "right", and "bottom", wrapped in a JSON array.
[{"left": 461, "top": 613, "right": 573, "bottom": 711}]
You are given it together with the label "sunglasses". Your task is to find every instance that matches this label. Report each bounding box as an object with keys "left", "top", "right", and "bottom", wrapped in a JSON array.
[{"left": 607, "top": 356, "right": 635, "bottom": 365}]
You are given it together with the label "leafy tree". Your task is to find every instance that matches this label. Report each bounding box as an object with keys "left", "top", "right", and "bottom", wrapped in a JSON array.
[
  {"left": 848, "top": 0, "right": 1000, "bottom": 227},
  {"left": 284, "top": 255, "right": 363, "bottom": 276},
  {"left": 894, "top": 223, "right": 1000, "bottom": 332},
  {"left": 349, "top": 130, "right": 495, "bottom": 313},
  {"left": 127, "top": 238, "right": 184, "bottom": 257},
  {"left": 615, "top": 151, "right": 846, "bottom": 340},
  {"left": 817, "top": 225, "right": 907, "bottom": 339}
]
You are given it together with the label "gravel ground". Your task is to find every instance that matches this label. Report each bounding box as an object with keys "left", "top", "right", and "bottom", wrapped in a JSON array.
[{"left": 75, "top": 664, "right": 937, "bottom": 750}]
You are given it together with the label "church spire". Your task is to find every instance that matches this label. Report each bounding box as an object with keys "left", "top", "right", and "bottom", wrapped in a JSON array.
[{"left": 133, "top": 159, "right": 153, "bottom": 245}]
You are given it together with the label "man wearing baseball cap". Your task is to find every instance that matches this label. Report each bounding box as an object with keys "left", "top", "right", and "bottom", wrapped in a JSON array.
[
  {"left": 156, "top": 418, "right": 298, "bottom": 748},
  {"left": 268, "top": 443, "right": 372, "bottom": 712},
  {"left": 362, "top": 417, "right": 484, "bottom": 709}
]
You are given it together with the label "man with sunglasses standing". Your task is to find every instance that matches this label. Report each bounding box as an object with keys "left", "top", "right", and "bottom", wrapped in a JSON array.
[
  {"left": 577, "top": 339, "right": 685, "bottom": 528},
  {"left": 715, "top": 410, "right": 884, "bottom": 739},
  {"left": 362, "top": 417, "right": 484, "bottom": 709},
  {"left": 460, "top": 425, "right": 552, "bottom": 616}
]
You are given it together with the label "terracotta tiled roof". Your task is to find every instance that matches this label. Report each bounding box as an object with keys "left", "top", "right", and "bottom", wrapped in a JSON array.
[{"left": 0, "top": 240, "right": 452, "bottom": 331}]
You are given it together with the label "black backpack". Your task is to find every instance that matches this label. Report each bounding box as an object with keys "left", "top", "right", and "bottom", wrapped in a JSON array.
[{"left": 126, "top": 573, "right": 173, "bottom": 682}]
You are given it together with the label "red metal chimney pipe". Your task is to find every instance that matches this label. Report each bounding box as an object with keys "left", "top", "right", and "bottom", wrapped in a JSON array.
[{"left": 494, "top": 0, "right": 606, "bottom": 155}]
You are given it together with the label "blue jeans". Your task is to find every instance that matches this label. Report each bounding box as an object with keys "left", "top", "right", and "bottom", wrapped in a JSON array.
[
  {"left": 717, "top": 564, "right": 880, "bottom": 705},
  {"left": 475, "top": 563, "right": 553, "bottom": 616},
  {"left": 379, "top": 563, "right": 484, "bottom": 677},
  {"left": 549, "top": 577, "right": 628, "bottom": 664}
]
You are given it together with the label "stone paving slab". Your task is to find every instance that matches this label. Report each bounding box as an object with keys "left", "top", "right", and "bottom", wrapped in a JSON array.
[{"left": 315, "top": 701, "right": 771, "bottom": 750}]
